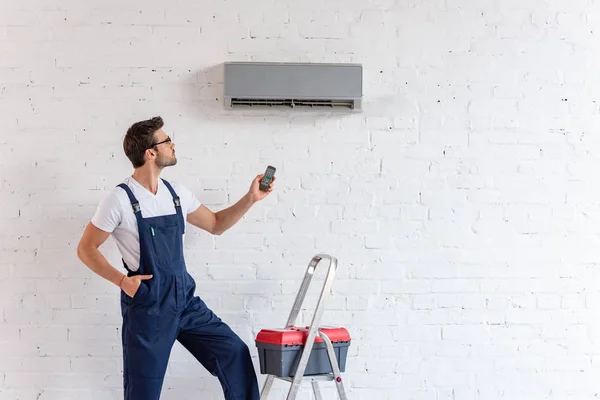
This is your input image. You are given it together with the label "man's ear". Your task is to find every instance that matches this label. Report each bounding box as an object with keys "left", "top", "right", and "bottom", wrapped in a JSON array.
[{"left": 144, "top": 148, "right": 155, "bottom": 161}]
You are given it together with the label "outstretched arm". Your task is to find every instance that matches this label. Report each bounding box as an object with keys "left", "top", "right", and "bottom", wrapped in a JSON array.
[{"left": 187, "top": 173, "right": 275, "bottom": 235}]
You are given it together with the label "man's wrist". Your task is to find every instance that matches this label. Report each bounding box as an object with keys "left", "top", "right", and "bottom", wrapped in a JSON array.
[{"left": 245, "top": 192, "right": 257, "bottom": 205}]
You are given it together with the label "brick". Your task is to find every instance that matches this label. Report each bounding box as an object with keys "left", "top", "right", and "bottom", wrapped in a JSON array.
[
  {"left": 231, "top": 281, "right": 281, "bottom": 295},
  {"left": 68, "top": 326, "right": 119, "bottom": 343},
  {"left": 207, "top": 265, "right": 256, "bottom": 280},
  {"left": 214, "top": 234, "right": 264, "bottom": 249}
]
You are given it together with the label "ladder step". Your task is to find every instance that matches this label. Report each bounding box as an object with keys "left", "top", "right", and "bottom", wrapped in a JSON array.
[{"left": 276, "top": 374, "right": 335, "bottom": 382}]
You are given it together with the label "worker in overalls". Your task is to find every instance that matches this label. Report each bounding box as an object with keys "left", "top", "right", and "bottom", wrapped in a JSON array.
[{"left": 77, "top": 116, "right": 274, "bottom": 399}]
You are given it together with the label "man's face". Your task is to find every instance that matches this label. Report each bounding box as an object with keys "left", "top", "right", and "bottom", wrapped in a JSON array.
[{"left": 151, "top": 128, "right": 177, "bottom": 168}]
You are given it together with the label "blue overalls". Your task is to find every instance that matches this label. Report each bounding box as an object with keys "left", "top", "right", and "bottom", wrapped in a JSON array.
[{"left": 117, "top": 179, "right": 260, "bottom": 400}]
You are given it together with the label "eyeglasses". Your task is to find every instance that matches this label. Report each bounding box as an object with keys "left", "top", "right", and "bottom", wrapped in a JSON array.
[{"left": 148, "top": 136, "right": 172, "bottom": 149}]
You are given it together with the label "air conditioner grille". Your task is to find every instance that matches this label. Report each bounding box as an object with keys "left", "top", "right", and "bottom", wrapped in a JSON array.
[{"left": 230, "top": 98, "right": 356, "bottom": 109}]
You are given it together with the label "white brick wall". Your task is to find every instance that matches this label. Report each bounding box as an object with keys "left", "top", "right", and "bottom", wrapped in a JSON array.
[{"left": 1, "top": 0, "right": 600, "bottom": 398}]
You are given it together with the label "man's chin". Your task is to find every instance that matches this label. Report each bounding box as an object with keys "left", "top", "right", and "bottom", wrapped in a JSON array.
[{"left": 157, "top": 158, "right": 177, "bottom": 168}]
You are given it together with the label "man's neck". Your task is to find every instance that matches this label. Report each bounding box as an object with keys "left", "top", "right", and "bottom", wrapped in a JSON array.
[{"left": 132, "top": 166, "right": 162, "bottom": 195}]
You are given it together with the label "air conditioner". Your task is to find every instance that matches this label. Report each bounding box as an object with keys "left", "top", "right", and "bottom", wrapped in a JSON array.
[{"left": 223, "top": 62, "right": 362, "bottom": 111}]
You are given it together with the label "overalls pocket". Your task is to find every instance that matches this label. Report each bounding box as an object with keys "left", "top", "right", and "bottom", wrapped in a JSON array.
[
  {"left": 130, "top": 280, "right": 149, "bottom": 303},
  {"left": 124, "top": 282, "right": 159, "bottom": 332},
  {"left": 123, "top": 280, "right": 154, "bottom": 313},
  {"left": 150, "top": 223, "right": 180, "bottom": 268}
]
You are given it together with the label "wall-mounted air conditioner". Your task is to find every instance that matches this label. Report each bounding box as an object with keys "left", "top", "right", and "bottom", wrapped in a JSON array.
[{"left": 223, "top": 62, "right": 362, "bottom": 111}]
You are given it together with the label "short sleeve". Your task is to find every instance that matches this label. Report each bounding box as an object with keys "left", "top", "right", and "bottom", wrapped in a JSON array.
[
  {"left": 91, "top": 190, "right": 123, "bottom": 233},
  {"left": 172, "top": 182, "right": 202, "bottom": 215}
]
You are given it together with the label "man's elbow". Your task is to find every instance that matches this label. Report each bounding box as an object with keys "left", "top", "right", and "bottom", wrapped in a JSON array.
[
  {"left": 76, "top": 241, "right": 93, "bottom": 263},
  {"left": 76, "top": 242, "right": 86, "bottom": 262},
  {"left": 211, "top": 215, "right": 224, "bottom": 235},
  {"left": 211, "top": 226, "right": 225, "bottom": 236}
]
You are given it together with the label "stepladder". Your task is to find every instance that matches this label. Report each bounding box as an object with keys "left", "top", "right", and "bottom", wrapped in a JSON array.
[{"left": 255, "top": 254, "right": 350, "bottom": 400}]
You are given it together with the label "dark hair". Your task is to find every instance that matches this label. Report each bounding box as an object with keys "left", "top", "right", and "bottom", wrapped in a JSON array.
[{"left": 123, "top": 116, "right": 164, "bottom": 168}]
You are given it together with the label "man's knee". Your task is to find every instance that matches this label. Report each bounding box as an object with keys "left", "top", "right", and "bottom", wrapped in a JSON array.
[{"left": 232, "top": 336, "right": 250, "bottom": 354}]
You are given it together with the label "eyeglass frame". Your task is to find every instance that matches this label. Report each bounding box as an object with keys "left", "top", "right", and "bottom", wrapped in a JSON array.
[{"left": 147, "top": 136, "right": 172, "bottom": 150}]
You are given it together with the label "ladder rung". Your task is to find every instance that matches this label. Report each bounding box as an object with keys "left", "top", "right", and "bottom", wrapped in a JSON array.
[{"left": 276, "top": 374, "right": 335, "bottom": 382}]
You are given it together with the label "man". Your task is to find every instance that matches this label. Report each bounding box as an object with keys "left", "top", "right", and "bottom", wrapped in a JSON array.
[{"left": 77, "top": 116, "right": 273, "bottom": 400}]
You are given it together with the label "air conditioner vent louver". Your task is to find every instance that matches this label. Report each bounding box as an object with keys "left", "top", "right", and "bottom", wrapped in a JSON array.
[{"left": 230, "top": 98, "right": 356, "bottom": 109}]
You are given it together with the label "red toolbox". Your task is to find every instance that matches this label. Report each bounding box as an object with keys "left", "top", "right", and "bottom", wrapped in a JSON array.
[{"left": 255, "top": 326, "right": 351, "bottom": 377}]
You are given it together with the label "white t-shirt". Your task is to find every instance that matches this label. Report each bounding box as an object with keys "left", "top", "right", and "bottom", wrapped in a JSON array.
[{"left": 91, "top": 177, "right": 201, "bottom": 272}]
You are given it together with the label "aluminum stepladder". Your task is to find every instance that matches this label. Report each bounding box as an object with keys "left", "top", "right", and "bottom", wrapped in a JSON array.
[{"left": 259, "top": 254, "right": 349, "bottom": 400}]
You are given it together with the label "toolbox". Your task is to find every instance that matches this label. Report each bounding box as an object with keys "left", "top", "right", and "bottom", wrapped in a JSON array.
[{"left": 256, "top": 326, "right": 351, "bottom": 377}]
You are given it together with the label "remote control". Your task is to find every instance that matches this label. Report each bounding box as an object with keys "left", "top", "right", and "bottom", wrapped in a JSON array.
[{"left": 259, "top": 165, "right": 276, "bottom": 191}]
